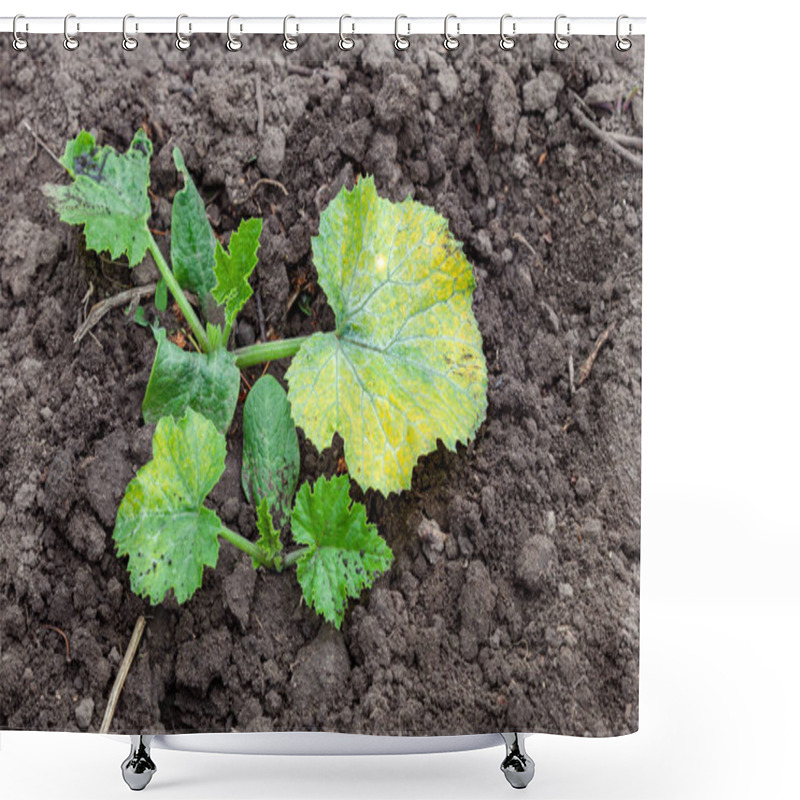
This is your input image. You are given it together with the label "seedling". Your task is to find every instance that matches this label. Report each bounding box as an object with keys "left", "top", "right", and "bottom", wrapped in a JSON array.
[{"left": 44, "top": 129, "right": 487, "bottom": 628}]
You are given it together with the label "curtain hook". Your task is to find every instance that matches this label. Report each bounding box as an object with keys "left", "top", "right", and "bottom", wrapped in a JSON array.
[
  {"left": 63, "top": 13, "right": 79, "bottom": 51},
  {"left": 283, "top": 15, "right": 298, "bottom": 51},
  {"left": 553, "top": 14, "right": 570, "bottom": 51},
  {"left": 227, "top": 15, "right": 243, "bottom": 51},
  {"left": 122, "top": 14, "right": 138, "bottom": 51},
  {"left": 175, "top": 14, "right": 191, "bottom": 51},
  {"left": 443, "top": 14, "right": 460, "bottom": 51},
  {"left": 499, "top": 14, "right": 515, "bottom": 50},
  {"left": 339, "top": 14, "right": 355, "bottom": 51},
  {"left": 12, "top": 14, "right": 28, "bottom": 51},
  {"left": 615, "top": 15, "right": 632, "bottom": 51},
  {"left": 394, "top": 14, "right": 410, "bottom": 51}
]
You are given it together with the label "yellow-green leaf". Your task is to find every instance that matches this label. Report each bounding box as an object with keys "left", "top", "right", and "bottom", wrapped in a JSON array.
[
  {"left": 285, "top": 176, "right": 487, "bottom": 496},
  {"left": 113, "top": 410, "right": 227, "bottom": 605}
]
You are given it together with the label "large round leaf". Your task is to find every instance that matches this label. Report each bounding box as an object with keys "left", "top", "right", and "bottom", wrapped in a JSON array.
[{"left": 286, "top": 176, "right": 487, "bottom": 496}]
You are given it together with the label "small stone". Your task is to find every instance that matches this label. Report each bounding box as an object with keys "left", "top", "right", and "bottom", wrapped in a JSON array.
[
  {"left": 418, "top": 517, "right": 448, "bottom": 565},
  {"left": 223, "top": 559, "right": 257, "bottom": 630},
  {"left": 558, "top": 583, "right": 574, "bottom": 600},
  {"left": 582, "top": 518, "right": 603, "bottom": 543},
  {"left": 522, "top": 70, "right": 565, "bottom": 113},
  {"left": 624, "top": 207, "right": 640, "bottom": 230},
  {"left": 540, "top": 301, "right": 560, "bottom": 334},
  {"left": 545, "top": 510, "right": 556, "bottom": 535},
  {"left": 488, "top": 67, "right": 520, "bottom": 147},
  {"left": 474, "top": 230, "right": 493, "bottom": 258},
  {"left": 257, "top": 126, "right": 286, "bottom": 179},
  {"left": 574, "top": 476, "right": 592, "bottom": 500},
  {"left": 563, "top": 143, "right": 579, "bottom": 168},
  {"left": 516, "top": 535, "right": 558, "bottom": 594},
  {"left": 74, "top": 697, "right": 94, "bottom": 731},
  {"left": 236, "top": 320, "right": 255, "bottom": 347},
  {"left": 437, "top": 65, "right": 459, "bottom": 102},
  {"left": 0, "top": 500, "right": 6, "bottom": 525},
  {"left": 66, "top": 511, "right": 107, "bottom": 563}
]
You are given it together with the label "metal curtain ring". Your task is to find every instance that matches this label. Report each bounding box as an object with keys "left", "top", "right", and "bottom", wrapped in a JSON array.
[
  {"left": 339, "top": 14, "right": 355, "bottom": 50},
  {"left": 553, "top": 14, "right": 570, "bottom": 51},
  {"left": 499, "top": 13, "right": 515, "bottom": 50},
  {"left": 122, "top": 14, "right": 138, "bottom": 51},
  {"left": 227, "top": 15, "right": 242, "bottom": 51},
  {"left": 443, "top": 14, "right": 459, "bottom": 51},
  {"left": 63, "top": 14, "right": 79, "bottom": 51},
  {"left": 615, "top": 14, "right": 632, "bottom": 51},
  {"left": 12, "top": 14, "right": 28, "bottom": 51},
  {"left": 394, "top": 14, "right": 410, "bottom": 50},
  {"left": 283, "top": 15, "right": 298, "bottom": 51},
  {"left": 175, "top": 14, "right": 191, "bottom": 51}
]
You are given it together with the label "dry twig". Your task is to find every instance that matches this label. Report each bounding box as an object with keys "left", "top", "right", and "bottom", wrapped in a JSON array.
[
  {"left": 74, "top": 283, "right": 158, "bottom": 344},
  {"left": 570, "top": 106, "right": 643, "bottom": 170},
  {"left": 233, "top": 177, "right": 289, "bottom": 206},
  {"left": 42, "top": 624, "right": 71, "bottom": 663},
  {"left": 22, "top": 121, "right": 64, "bottom": 169},
  {"left": 100, "top": 616, "right": 147, "bottom": 734},
  {"left": 577, "top": 321, "right": 617, "bottom": 386}
]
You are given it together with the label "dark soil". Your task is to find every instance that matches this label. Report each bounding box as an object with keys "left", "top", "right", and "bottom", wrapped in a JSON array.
[{"left": 0, "top": 34, "right": 643, "bottom": 737}]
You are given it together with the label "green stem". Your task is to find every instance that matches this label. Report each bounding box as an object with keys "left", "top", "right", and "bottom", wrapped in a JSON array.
[
  {"left": 146, "top": 230, "right": 208, "bottom": 351},
  {"left": 233, "top": 336, "right": 310, "bottom": 368},
  {"left": 219, "top": 527, "right": 273, "bottom": 568},
  {"left": 281, "top": 549, "right": 304, "bottom": 569},
  {"left": 219, "top": 527, "right": 305, "bottom": 572}
]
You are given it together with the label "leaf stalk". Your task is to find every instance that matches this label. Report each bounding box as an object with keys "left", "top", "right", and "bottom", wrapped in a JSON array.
[
  {"left": 233, "top": 336, "right": 309, "bottom": 368},
  {"left": 146, "top": 229, "right": 209, "bottom": 351}
]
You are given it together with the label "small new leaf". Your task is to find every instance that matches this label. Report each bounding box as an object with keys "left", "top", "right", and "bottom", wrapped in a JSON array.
[
  {"left": 142, "top": 327, "right": 240, "bottom": 433},
  {"left": 171, "top": 148, "right": 219, "bottom": 313},
  {"left": 113, "top": 409, "right": 227, "bottom": 604},
  {"left": 241, "top": 375, "right": 300, "bottom": 526},
  {"left": 291, "top": 475, "right": 393, "bottom": 629},
  {"left": 285, "top": 176, "right": 487, "bottom": 496},
  {"left": 211, "top": 218, "right": 263, "bottom": 333},
  {"left": 43, "top": 128, "right": 153, "bottom": 266},
  {"left": 254, "top": 495, "right": 283, "bottom": 570}
]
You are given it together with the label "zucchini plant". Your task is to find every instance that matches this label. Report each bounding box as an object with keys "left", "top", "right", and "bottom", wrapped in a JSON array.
[{"left": 44, "top": 128, "right": 487, "bottom": 628}]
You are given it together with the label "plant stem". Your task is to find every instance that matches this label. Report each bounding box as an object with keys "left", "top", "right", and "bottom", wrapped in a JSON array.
[
  {"left": 219, "top": 527, "right": 272, "bottom": 568},
  {"left": 282, "top": 549, "right": 304, "bottom": 569},
  {"left": 146, "top": 230, "right": 208, "bottom": 351},
  {"left": 233, "top": 336, "right": 310, "bottom": 368},
  {"left": 220, "top": 527, "right": 305, "bottom": 571}
]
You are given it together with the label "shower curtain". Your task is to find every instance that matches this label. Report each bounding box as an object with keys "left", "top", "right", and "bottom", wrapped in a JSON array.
[{"left": 0, "top": 28, "right": 643, "bottom": 740}]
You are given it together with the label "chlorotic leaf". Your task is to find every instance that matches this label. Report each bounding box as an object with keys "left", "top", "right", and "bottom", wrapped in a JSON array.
[
  {"left": 142, "top": 327, "right": 240, "bottom": 433},
  {"left": 211, "top": 218, "right": 263, "bottom": 332},
  {"left": 113, "top": 409, "right": 227, "bottom": 605},
  {"left": 254, "top": 495, "right": 283, "bottom": 569},
  {"left": 291, "top": 475, "right": 393, "bottom": 629},
  {"left": 171, "top": 147, "right": 219, "bottom": 313},
  {"left": 241, "top": 375, "right": 300, "bottom": 526},
  {"left": 43, "top": 129, "right": 153, "bottom": 266},
  {"left": 285, "top": 176, "right": 487, "bottom": 496}
]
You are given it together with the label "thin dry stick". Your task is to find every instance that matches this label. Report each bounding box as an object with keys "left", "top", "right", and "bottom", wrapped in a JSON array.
[
  {"left": 100, "top": 616, "right": 147, "bottom": 735},
  {"left": 607, "top": 131, "right": 643, "bottom": 150},
  {"left": 74, "top": 283, "right": 157, "bottom": 344},
  {"left": 22, "top": 121, "right": 64, "bottom": 169},
  {"left": 255, "top": 72, "right": 265, "bottom": 141},
  {"left": 41, "top": 624, "right": 71, "bottom": 663},
  {"left": 233, "top": 177, "right": 289, "bottom": 206},
  {"left": 512, "top": 231, "right": 538, "bottom": 259},
  {"left": 577, "top": 321, "right": 617, "bottom": 386},
  {"left": 570, "top": 107, "right": 643, "bottom": 170}
]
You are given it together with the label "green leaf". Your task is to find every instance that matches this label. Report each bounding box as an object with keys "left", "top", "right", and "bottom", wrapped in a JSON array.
[
  {"left": 254, "top": 495, "right": 283, "bottom": 569},
  {"left": 142, "top": 327, "right": 240, "bottom": 433},
  {"left": 171, "top": 147, "right": 219, "bottom": 314},
  {"left": 113, "top": 409, "right": 227, "bottom": 604},
  {"left": 43, "top": 128, "right": 153, "bottom": 266},
  {"left": 291, "top": 475, "right": 393, "bottom": 629},
  {"left": 211, "top": 218, "right": 263, "bottom": 333},
  {"left": 285, "top": 176, "right": 487, "bottom": 496},
  {"left": 154, "top": 278, "right": 168, "bottom": 311},
  {"left": 241, "top": 375, "right": 300, "bottom": 526}
]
